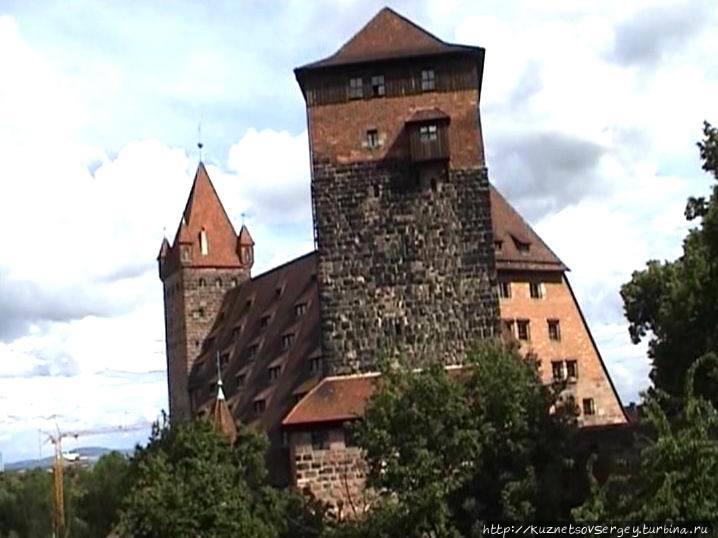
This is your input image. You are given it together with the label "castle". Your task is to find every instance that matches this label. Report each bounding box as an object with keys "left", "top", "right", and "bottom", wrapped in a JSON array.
[{"left": 158, "top": 7, "right": 626, "bottom": 508}]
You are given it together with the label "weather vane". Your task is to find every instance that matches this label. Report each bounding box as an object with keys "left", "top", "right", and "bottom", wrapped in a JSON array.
[{"left": 197, "top": 122, "right": 204, "bottom": 162}]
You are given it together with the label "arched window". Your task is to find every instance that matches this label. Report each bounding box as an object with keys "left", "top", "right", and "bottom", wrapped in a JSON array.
[
  {"left": 199, "top": 228, "right": 208, "bottom": 256},
  {"left": 198, "top": 278, "right": 206, "bottom": 288}
]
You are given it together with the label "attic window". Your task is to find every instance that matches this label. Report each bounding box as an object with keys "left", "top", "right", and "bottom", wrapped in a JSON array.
[
  {"left": 512, "top": 236, "right": 531, "bottom": 253},
  {"left": 254, "top": 399, "right": 266, "bottom": 413},
  {"left": 419, "top": 124, "right": 438, "bottom": 142},
  {"left": 236, "top": 373, "right": 245, "bottom": 387},
  {"left": 421, "top": 68, "right": 435, "bottom": 91},
  {"left": 294, "top": 302, "right": 308, "bottom": 317},
  {"left": 260, "top": 315, "right": 271, "bottom": 328},
  {"left": 309, "top": 356, "right": 323, "bottom": 374},
  {"left": 268, "top": 366, "right": 281, "bottom": 381},
  {"left": 245, "top": 298, "right": 253, "bottom": 309},
  {"left": 281, "top": 333, "right": 295, "bottom": 350},
  {"left": 247, "top": 344, "right": 259, "bottom": 359},
  {"left": 232, "top": 326, "right": 241, "bottom": 339},
  {"left": 348, "top": 77, "right": 363, "bottom": 99},
  {"left": 275, "top": 286, "right": 283, "bottom": 297},
  {"left": 220, "top": 353, "right": 229, "bottom": 366},
  {"left": 209, "top": 381, "right": 217, "bottom": 393},
  {"left": 199, "top": 228, "right": 208, "bottom": 256},
  {"left": 366, "top": 129, "right": 380, "bottom": 149},
  {"left": 494, "top": 240, "right": 503, "bottom": 252}
]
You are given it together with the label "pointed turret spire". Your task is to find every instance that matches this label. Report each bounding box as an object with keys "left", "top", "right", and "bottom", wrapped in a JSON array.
[
  {"left": 237, "top": 224, "right": 255, "bottom": 269},
  {"left": 210, "top": 350, "right": 237, "bottom": 443}
]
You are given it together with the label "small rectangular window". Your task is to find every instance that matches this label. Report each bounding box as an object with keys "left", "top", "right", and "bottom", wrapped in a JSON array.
[
  {"left": 254, "top": 399, "right": 266, "bottom": 413},
  {"left": 309, "top": 356, "right": 323, "bottom": 374},
  {"left": 419, "top": 124, "right": 438, "bottom": 142},
  {"left": 421, "top": 68, "right": 435, "bottom": 91},
  {"left": 516, "top": 319, "right": 530, "bottom": 341},
  {"left": 260, "top": 315, "right": 271, "bottom": 328},
  {"left": 502, "top": 319, "right": 515, "bottom": 338},
  {"left": 498, "top": 282, "right": 511, "bottom": 299},
  {"left": 551, "top": 361, "right": 564, "bottom": 382},
  {"left": 311, "top": 430, "right": 330, "bottom": 450},
  {"left": 268, "top": 366, "right": 281, "bottom": 381},
  {"left": 294, "top": 302, "right": 308, "bottom": 317},
  {"left": 529, "top": 282, "right": 543, "bottom": 299},
  {"left": 582, "top": 398, "right": 595, "bottom": 416},
  {"left": 494, "top": 240, "right": 503, "bottom": 252},
  {"left": 566, "top": 360, "right": 578, "bottom": 380},
  {"left": 247, "top": 344, "right": 258, "bottom": 359},
  {"left": 348, "top": 77, "right": 363, "bottom": 99},
  {"left": 281, "top": 333, "right": 295, "bottom": 350},
  {"left": 547, "top": 320, "right": 561, "bottom": 341},
  {"left": 366, "top": 129, "right": 380, "bottom": 148},
  {"left": 371, "top": 75, "right": 385, "bottom": 97}
]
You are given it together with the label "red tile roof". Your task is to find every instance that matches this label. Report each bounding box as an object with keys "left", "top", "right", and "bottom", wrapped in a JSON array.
[
  {"left": 296, "top": 7, "right": 483, "bottom": 72},
  {"left": 283, "top": 374, "right": 379, "bottom": 427},
  {"left": 210, "top": 387, "right": 237, "bottom": 443},
  {"left": 490, "top": 186, "right": 567, "bottom": 272},
  {"left": 170, "top": 163, "right": 244, "bottom": 268},
  {"left": 406, "top": 107, "right": 450, "bottom": 124}
]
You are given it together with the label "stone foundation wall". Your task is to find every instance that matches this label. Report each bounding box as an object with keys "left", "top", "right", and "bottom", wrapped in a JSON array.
[
  {"left": 312, "top": 159, "right": 499, "bottom": 373},
  {"left": 289, "top": 428, "right": 370, "bottom": 518}
]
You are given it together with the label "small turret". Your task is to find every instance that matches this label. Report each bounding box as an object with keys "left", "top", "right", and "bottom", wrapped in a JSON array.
[
  {"left": 237, "top": 224, "right": 255, "bottom": 270},
  {"left": 157, "top": 237, "right": 170, "bottom": 279}
]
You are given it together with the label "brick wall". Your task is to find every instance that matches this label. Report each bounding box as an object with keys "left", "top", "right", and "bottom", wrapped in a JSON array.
[{"left": 497, "top": 271, "right": 626, "bottom": 425}]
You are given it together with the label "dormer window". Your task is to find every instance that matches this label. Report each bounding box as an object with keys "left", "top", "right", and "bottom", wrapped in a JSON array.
[
  {"left": 366, "top": 129, "right": 380, "bottom": 149},
  {"left": 236, "top": 373, "right": 245, "bottom": 387},
  {"left": 268, "top": 366, "right": 281, "bottom": 381},
  {"left": 260, "top": 315, "right": 271, "bottom": 328},
  {"left": 247, "top": 344, "right": 259, "bottom": 359},
  {"left": 281, "top": 333, "right": 295, "bottom": 350},
  {"left": 494, "top": 240, "right": 503, "bottom": 252},
  {"left": 199, "top": 228, "right": 208, "bottom": 256},
  {"left": 371, "top": 75, "right": 385, "bottom": 97},
  {"left": 254, "top": 399, "right": 266, "bottom": 413},
  {"left": 419, "top": 124, "right": 438, "bottom": 142},
  {"left": 232, "top": 326, "right": 241, "bottom": 339},
  {"left": 294, "top": 302, "right": 308, "bottom": 317},
  {"left": 512, "top": 236, "right": 530, "bottom": 253},
  {"left": 348, "top": 77, "right": 363, "bottom": 99},
  {"left": 421, "top": 68, "right": 435, "bottom": 91},
  {"left": 309, "top": 356, "right": 323, "bottom": 374}
]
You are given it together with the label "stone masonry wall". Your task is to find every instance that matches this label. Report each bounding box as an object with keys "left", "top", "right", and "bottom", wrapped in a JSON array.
[
  {"left": 290, "top": 428, "right": 369, "bottom": 518},
  {"left": 313, "top": 159, "right": 499, "bottom": 373},
  {"left": 163, "top": 266, "right": 249, "bottom": 420}
]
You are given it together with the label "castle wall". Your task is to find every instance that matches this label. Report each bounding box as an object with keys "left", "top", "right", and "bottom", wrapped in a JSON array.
[
  {"left": 312, "top": 159, "right": 499, "bottom": 373},
  {"left": 289, "top": 427, "right": 368, "bottom": 517}
]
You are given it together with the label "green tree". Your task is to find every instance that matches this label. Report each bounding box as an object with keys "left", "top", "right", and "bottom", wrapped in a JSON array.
[
  {"left": 117, "top": 417, "right": 325, "bottom": 538},
  {"left": 68, "top": 452, "right": 130, "bottom": 538},
  {"left": 0, "top": 469, "right": 53, "bottom": 538},
  {"left": 621, "top": 122, "right": 718, "bottom": 403},
  {"left": 334, "top": 341, "right": 578, "bottom": 538},
  {"left": 573, "top": 353, "right": 718, "bottom": 524}
]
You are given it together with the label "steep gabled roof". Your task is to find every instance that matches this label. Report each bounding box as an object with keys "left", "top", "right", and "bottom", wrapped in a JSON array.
[
  {"left": 171, "top": 162, "right": 243, "bottom": 268},
  {"left": 296, "top": 7, "right": 483, "bottom": 72},
  {"left": 490, "top": 185, "right": 568, "bottom": 272},
  {"left": 210, "top": 383, "right": 237, "bottom": 443}
]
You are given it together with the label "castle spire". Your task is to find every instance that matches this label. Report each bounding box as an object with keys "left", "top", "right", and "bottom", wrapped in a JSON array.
[{"left": 210, "top": 350, "right": 237, "bottom": 443}]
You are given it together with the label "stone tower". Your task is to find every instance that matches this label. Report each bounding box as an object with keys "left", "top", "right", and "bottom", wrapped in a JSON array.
[
  {"left": 295, "top": 8, "right": 500, "bottom": 373},
  {"left": 158, "top": 162, "right": 254, "bottom": 420}
]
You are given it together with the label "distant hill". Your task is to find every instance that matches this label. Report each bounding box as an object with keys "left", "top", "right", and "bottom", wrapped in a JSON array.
[{"left": 4, "top": 446, "right": 134, "bottom": 472}]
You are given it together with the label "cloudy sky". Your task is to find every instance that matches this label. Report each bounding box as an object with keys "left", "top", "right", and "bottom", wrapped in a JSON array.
[{"left": 1, "top": 0, "right": 716, "bottom": 463}]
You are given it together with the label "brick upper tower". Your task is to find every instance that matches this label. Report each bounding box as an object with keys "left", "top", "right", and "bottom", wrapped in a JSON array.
[
  {"left": 295, "top": 8, "right": 500, "bottom": 373},
  {"left": 158, "top": 162, "right": 254, "bottom": 420}
]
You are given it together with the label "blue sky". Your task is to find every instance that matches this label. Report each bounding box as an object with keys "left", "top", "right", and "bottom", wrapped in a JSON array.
[{"left": 0, "top": 0, "right": 717, "bottom": 463}]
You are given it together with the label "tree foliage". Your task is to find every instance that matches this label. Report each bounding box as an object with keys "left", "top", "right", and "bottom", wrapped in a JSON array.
[
  {"left": 621, "top": 121, "right": 718, "bottom": 403},
  {"left": 333, "top": 341, "right": 578, "bottom": 537},
  {"left": 573, "top": 353, "right": 718, "bottom": 524},
  {"left": 117, "top": 417, "right": 326, "bottom": 538}
]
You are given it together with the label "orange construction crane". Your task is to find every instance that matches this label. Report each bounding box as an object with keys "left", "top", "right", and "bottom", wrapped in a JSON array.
[{"left": 43, "top": 422, "right": 151, "bottom": 538}]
